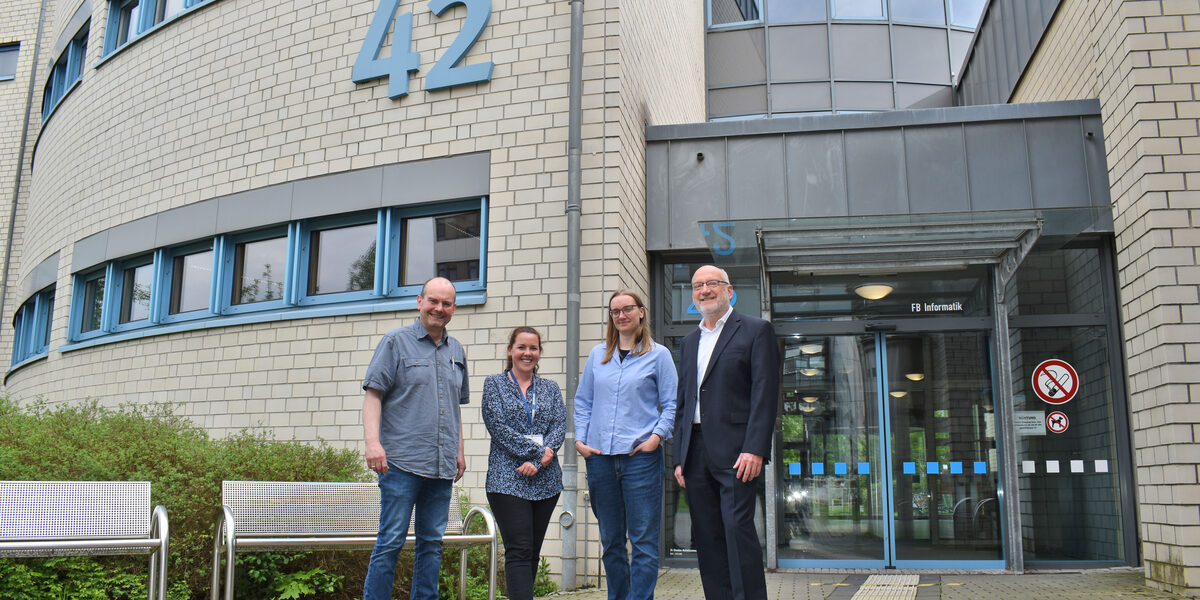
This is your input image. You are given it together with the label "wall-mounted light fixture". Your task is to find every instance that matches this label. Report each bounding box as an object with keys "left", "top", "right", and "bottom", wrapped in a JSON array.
[
  {"left": 889, "top": 390, "right": 908, "bottom": 398},
  {"left": 905, "top": 373, "right": 925, "bottom": 381}
]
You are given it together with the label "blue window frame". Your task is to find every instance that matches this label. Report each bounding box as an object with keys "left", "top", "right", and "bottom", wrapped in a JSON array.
[
  {"left": 0, "top": 43, "right": 19, "bottom": 81},
  {"left": 65, "top": 199, "right": 487, "bottom": 346},
  {"left": 159, "top": 242, "right": 216, "bottom": 323},
  {"left": 11, "top": 286, "right": 54, "bottom": 366},
  {"left": 112, "top": 254, "right": 156, "bottom": 331},
  {"left": 104, "top": 0, "right": 206, "bottom": 54},
  {"left": 296, "top": 211, "right": 381, "bottom": 306},
  {"left": 41, "top": 23, "right": 88, "bottom": 120}
]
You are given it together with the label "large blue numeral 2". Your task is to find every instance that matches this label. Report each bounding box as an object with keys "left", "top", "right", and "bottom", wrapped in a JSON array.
[
  {"left": 425, "top": 0, "right": 494, "bottom": 91},
  {"left": 352, "top": 0, "right": 422, "bottom": 98}
]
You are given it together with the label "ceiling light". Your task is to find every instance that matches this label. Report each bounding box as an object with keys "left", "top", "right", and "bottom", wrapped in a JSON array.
[
  {"left": 802, "top": 396, "right": 818, "bottom": 403},
  {"left": 854, "top": 283, "right": 894, "bottom": 300},
  {"left": 889, "top": 390, "right": 908, "bottom": 398},
  {"left": 800, "top": 343, "right": 823, "bottom": 355},
  {"left": 800, "top": 368, "right": 820, "bottom": 377},
  {"left": 800, "top": 405, "right": 817, "bottom": 413},
  {"left": 905, "top": 373, "right": 925, "bottom": 381}
]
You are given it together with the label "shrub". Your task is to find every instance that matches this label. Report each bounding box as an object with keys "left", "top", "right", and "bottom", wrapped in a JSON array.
[{"left": 0, "top": 398, "right": 368, "bottom": 599}]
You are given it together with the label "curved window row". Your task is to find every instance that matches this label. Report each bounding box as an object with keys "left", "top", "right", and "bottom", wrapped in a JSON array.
[
  {"left": 42, "top": 23, "right": 88, "bottom": 119},
  {"left": 710, "top": 0, "right": 985, "bottom": 28},
  {"left": 12, "top": 287, "right": 55, "bottom": 366},
  {"left": 68, "top": 199, "right": 487, "bottom": 345}
]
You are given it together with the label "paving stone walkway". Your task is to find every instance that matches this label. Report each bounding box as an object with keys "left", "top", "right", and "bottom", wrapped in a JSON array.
[{"left": 545, "top": 567, "right": 1189, "bottom": 599}]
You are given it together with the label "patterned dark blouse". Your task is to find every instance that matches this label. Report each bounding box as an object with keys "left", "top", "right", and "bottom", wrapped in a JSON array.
[{"left": 481, "top": 372, "right": 566, "bottom": 500}]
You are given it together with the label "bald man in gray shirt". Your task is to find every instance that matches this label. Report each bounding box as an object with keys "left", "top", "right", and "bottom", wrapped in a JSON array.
[{"left": 361, "top": 277, "right": 469, "bottom": 600}]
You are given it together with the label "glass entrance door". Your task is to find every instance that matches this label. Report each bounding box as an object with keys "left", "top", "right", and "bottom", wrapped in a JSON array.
[{"left": 776, "top": 330, "right": 1004, "bottom": 568}]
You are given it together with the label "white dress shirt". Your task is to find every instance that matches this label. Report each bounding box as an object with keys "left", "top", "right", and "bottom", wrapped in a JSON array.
[{"left": 694, "top": 305, "right": 734, "bottom": 424}]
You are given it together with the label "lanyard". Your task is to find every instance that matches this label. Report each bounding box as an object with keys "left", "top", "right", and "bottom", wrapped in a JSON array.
[{"left": 507, "top": 370, "right": 537, "bottom": 428}]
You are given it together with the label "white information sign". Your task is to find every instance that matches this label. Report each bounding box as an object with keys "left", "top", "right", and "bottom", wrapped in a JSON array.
[{"left": 1015, "top": 410, "right": 1047, "bottom": 436}]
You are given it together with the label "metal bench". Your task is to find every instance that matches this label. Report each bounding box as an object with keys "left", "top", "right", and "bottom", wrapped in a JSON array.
[
  {"left": 210, "top": 480, "right": 497, "bottom": 600},
  {"left": 0, "top": 481, "right": 170, "bottom": 600}
]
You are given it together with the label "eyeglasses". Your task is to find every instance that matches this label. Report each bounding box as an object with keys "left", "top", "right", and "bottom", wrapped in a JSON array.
[
  {"left": 609, "top": 305, "right": 642, "bottom": 318},
  {"left": 691, "top": 280, "right": 729, "bottom": 292}
]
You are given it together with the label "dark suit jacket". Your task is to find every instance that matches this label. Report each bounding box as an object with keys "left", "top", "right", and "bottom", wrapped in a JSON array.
[{"left": 673, "top": 309, "right": 781, "bottom": 471}]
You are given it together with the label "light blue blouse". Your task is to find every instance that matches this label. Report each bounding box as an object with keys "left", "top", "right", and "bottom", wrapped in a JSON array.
[{"left": 574, "top": 341, "right": 678, "bottom": 455}]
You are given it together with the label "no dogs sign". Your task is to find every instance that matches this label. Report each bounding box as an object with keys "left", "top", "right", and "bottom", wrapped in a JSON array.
[{"left": 1032, "top": 359, "right": 1079, "bottom": 405}]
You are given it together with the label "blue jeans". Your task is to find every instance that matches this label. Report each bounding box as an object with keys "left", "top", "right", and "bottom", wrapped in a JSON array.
[
  {"left": 585, "top": 448, "right": 663, "bottom": 600},
  {"left": 363, "top": 468, "right": 452, "bottom": 600}
]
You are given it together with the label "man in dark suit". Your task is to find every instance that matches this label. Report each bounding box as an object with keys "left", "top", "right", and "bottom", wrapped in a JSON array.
[{"left": 673, "top": 265, "right": 781, "bottom": 600}]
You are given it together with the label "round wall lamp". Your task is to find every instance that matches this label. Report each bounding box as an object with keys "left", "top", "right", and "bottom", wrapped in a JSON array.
[
  {"left": 889, "top": 390, "right": 908, "bottom": 398},
  {"left": 854, "top": 283, "right": 894, "bottom": 300},
  {"left": 905, "top": 373, "right": 925, "bottom": 381}
]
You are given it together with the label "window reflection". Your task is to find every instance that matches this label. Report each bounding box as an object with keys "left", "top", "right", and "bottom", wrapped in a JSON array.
[
  {"left": 308, "top": 222, "right": 376, "bottom": 295},
  {"left": 233, "top": 237, "right": 286, "bottom": 305},
  {"left": 81, "top": 275, "right": 105, "bottom": 333},
  {"left": 890, "top": 0, "right": 944, "bottom": 25},
  {"left": 711, "top": 0, "right": 761, "bottom": 25},
  {"left": 170, "top": 250, "right": 212, "bottom": 314},
  {"left": 949, "top": 0, "right": 985, "bottom": 27},
  {"left": 767, "top": 0, "right": 824, "bottom": 23},
  {"left": 832, "top": 0, "right": 885, "bottom": 20},
  {"left": 400, "top": 210, "right": 481, "bottom": 286},
  {"left": 119, "top": 263, "right": 153, "bottom": 323}
]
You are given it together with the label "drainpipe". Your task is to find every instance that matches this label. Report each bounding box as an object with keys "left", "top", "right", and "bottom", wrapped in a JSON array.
[
  {"left": 1, "top": 0, "right": 51, "bottom": 326},
  {"left": 560, "top": 0, "right": 584, "bottom": 590}
]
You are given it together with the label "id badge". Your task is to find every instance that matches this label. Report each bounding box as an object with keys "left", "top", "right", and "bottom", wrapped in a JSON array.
[{"left": 525, "top": 434, "right": 544, "bottom": 446}]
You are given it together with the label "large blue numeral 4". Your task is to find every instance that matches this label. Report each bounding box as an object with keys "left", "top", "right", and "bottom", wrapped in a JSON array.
[
  {"left": 352, "top": 0, "right": 422, "bottom": 99},
  {"left": 425, "top": 0, "right": 494, "bottom": 91}
]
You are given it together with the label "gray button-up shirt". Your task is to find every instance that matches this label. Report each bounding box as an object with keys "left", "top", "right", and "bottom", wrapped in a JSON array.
[{"left": 363, "top": 319, "right": 469, "bottom": 480}]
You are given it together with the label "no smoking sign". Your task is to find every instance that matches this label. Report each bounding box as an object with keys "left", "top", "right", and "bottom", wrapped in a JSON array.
[{"left": 1032, "top": 359, "right": 1079, "bottom": 405}]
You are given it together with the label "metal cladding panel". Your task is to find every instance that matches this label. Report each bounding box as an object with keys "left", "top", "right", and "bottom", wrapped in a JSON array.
[
  {"left": 1082, "top": 116, "right": 1111, "bottom": 207},
  {"left": 668, "top": 139, "right": 727, "bottom": 249},
  {"left": 710, "top": 86, "right": 767, "bottom": 117},
  {"left": 106, "top": 217, "right": 158, "bottom": 260},
  {"left": 956, "top": 0, "right": 1062, "bottom": 105},
  {"left": 1027, "top": 118, "right": 1091, "bottom": 208},
  {"left": 381, "top": 152, "right": 491, "bottom": 206},
  {"left": 768, "top": 25, "right": 829, "bottom": 81},
  {"left": 293, "top": 168, "right": 383, "bottom": 219},
  {"left": 905, "top": 125, "right": 970, "bottom": 213},
  {"left": 19, "top": 252, "right": 59, "bottom": 300},
  {"left": 845, "top": 129, "right": 907, "bottom": 215},
  {"left": 892, "top": 26, "right": 951, "bottom": 84},
  {"left": 834, "top": 82, "right": 894, "bottom": 111},
  {"left": 0, "top": 481, "right": 150, "bottom": 540},
  {"left": 156, "top": 199, "right": 218, "bottom": 247},
  {"left": 773, "top": 82, "right": 831, "bottom": 112},
  {"left": 964, "top": 120, "right": 1032, "bottom": 210},
  {"left": 707, "top": 28, "right": 767, "bottom": 88},
  {"left": 831, "top": 24, "right": 892, "bottom": 80},
  {"left": 217, "top": 183, "right": 294, "bottom": 234},
  {"left": 646, "top": 143, "right": 672, "bottom": 251},
  {"left": 728, "top": 137, "right": 786, "bottom": 219},
  {"left": 896, "top": 83, "right": 954, "bottom": 109},
  {"left": 785, "top": 132, "right": 847, "bottom": 217}
]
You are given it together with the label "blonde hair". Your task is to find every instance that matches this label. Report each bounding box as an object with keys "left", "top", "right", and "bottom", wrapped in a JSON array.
[{"left": 602, "top": 289, "right": 654, "bottom": 364}]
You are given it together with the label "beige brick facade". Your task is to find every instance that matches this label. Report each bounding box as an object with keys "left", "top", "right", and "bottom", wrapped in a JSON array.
[
  {"left": 0, "top": 0, "right": 704, "bottom": 580},
  {"left": 1014, "top": 0, "right": 1200, "bottom": 594}
]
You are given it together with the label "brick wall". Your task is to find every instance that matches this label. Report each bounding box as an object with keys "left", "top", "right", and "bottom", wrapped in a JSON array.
[
  {"left": 1, "top": 0, "right": 705, "bottom": 581},
  {"left": 1012, "top": 0, "right": 1200, "bottom": 593}
]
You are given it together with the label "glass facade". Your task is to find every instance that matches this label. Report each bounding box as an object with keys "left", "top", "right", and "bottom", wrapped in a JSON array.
[{"left": 654, "top": 236, "right": 1133, "bottom": 569}]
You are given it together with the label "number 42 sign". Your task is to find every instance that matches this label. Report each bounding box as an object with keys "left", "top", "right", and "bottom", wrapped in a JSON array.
[{"left": 353, "top": 0, "right": 494, "bottom": 99}]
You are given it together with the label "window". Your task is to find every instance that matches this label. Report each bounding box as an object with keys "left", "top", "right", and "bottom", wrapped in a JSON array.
[
  {"left": 230, "top": 233, "right": 288, "bottom": 306},
  {"left": 11, "top": 287, "right": 54, "bottom": 366},
  {"left": 116, "top": 258, "right": 153, "bottom": 325},
  {"left": 41, "top": 23, "right": 88, "bottom": 119},
  {"left": 948, "top": 0, "right": 986, "bottom": 28},
  {"left": 304, "top": 218, "right": 378, "bottom": 298},
  {"left": 832, "top": 0, "right": 886, "bottom": 20},
  {"left": 710, "top": 0, "right": 761, "bottom": 26},
  {"left": 167, "top": 246, "right": 213, "bottom": 316},
  {"left": 0, "top": 43, "right": 18, "bottom": 81},
  {"left": 399, "top": 209, "right": 482, "bottom": 287},
  {"left": 66, "top": 199, "right": 486, "bottom": 345},
  {"left": 74, "top": 268, "right": 108, "bottom": 338},
  {"left": 105, "top": 0, "right": 204, "bottom": 54},
  {"left": 890, "top": 0, "right": 944, "bottom": 25}
]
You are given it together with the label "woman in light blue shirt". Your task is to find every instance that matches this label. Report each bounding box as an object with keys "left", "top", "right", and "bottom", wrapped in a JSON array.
[{"left": 575, "top": 289, "right": 677, "bottom": 600}]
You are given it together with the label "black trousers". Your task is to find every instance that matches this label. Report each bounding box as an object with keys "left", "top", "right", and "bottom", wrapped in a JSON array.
[
  {"left": 683, "top": 426, "right": 767, "bottom": 600},
  {"left": 486, "top": 492, "right": 559, "bottom": 600}
]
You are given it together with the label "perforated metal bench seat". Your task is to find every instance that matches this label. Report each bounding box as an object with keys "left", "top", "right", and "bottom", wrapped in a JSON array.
[
  {"left": 210, "top": 480, "right": 497, "bottom": 600},
  {"left": 0, "top": 481, "right": 169, "bottom": 600}
]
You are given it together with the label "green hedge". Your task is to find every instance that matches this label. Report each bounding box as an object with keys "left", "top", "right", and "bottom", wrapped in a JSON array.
[{"left": 0, "top": 399, "right": 381, "bottom": 599}]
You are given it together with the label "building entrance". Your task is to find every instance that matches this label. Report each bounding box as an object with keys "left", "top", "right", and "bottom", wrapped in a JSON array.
[{"left": 776, "top": 329, "right": 1003, "bottom": 569}]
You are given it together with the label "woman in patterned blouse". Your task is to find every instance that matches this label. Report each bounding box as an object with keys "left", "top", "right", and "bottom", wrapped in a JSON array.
[{"left": 482, "top": 326, "right": 566, "bottom": 600}]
